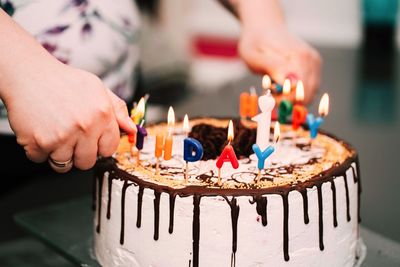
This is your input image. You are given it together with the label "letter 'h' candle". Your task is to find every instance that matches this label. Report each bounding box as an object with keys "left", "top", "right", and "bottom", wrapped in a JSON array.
[{"left": 216, "top": 120, "right": 239, "bottom": 186}]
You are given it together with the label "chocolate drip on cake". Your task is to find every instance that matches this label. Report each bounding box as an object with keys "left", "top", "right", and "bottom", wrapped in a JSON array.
[
  {"left": 355, "top": 159, "right": 362, "bottom": 223},
  {"left": 96, "top": 174, "right": 104, "bottom": 233},
  {"left": 250, "top": 196, "right": 268, "bottom": 226},
  {"left": 153, "top": 191, "right": 162, "bottom": 240},
  {"left": 317, "top": 184, "right": 325, "bottom": 251},
  {"left": 106, "top": 174, "right": 113, "bottom": 219},
  {"left": 120, "top": 180, "right": 133, "bottom": 245},
  {"left": 330, "top": 179, "right": 338, "bottom": 227},
  {"left": 169, "top": 194, "right": 177, "bottom": 234},
  {"left": 136, "top": 186, "right": 144, "bottom": 228},
  {"left": 282, "top": 192, "right": 290, "bottom": 261},
  {"left": 300, "top": 189, "right": 310, "bottom": 224},
  {"left": 192, "top": 195, "right": 201, "bottom": 267},
  {"left": 343, "top": 173, "right": 351, "bottom": 221},
  {"left": 223, "top": 197, "right": 240, "bottom": 267}
]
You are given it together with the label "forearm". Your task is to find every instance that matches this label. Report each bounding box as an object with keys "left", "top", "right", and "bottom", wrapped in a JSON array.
[
  {"left": 0, "top": 9, "right": 58, "bottom": 103},
  {"left": 217, "top": 0, "right": 286, "bottom": 29}
]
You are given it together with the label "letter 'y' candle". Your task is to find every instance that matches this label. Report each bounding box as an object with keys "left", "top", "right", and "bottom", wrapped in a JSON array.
[{"left": 252, "top": 121, "right": 280, "bottom": 182}]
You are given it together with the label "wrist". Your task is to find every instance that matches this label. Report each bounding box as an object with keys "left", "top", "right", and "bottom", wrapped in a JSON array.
[{"left": 234, "top": 0, "right": 286, "bottom": 30}]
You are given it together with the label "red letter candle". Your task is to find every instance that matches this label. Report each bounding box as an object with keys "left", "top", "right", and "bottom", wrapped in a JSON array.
[
  {"left": 292, "top": 81, "right": 308, "bottom": 130},
  {"left": 216, "top": 120, "right": 239, "bottom": 186}
]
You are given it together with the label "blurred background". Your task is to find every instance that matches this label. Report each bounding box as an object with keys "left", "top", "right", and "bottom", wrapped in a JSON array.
[{"left": 0, "top": 0, "right": 399, "bottom": 265}]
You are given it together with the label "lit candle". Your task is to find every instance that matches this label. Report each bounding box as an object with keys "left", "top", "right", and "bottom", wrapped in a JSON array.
[
  {"left": 216, "top": 120, "right": 239, "bottom": 186},
  {"left": 248, "top": 87, "right": 258, "bottom": 118},
  {"left": 262, "top": 75, "right": 271, "bottom": 93},
  {"left": 252, "top": 89, "right": 275, "bottom": 151},
  {"left": 154, "top": 106, "right": 175, "bottom": 174},
  {"left": 306, "top": 93, "right": 330, "bottom": 139},
  {"left": 129, "top": 97, "right": 147, "bottom": 162},
  {"left": 292, "top": 81, "right": 308, "bottom": 130},
  {"left": 182, "top": 114, "right": 204, "bottom": 183},
  {"left": 132, "top": 97, "right": 146, "bottom": 125},
  {"left": 278, "top": 79, "right": 293, "bottom": 124},
  {"left": 252, "top": 122, "right": 280, "bottom": 181},
  {"left": 164, "top": 106, "right": 175, "bottom": 160},
  {"left": 239, "top": 91, "right": 249, "bottom": 119}
]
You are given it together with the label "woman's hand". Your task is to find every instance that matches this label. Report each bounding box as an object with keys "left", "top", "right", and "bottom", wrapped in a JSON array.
[
  {"left": 0, "top": 9, "right": 136, "bottom": 173},
  {"left": 4, "top": 62, "right": 136, "bottom": 173},
  {"left": 235, "top": 0, "right": 322, "bottom": 104}
]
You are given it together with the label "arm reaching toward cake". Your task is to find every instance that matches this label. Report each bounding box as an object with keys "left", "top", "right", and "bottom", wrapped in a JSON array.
[
  {"left": 0, "top": 9, "right": 136, "bottom": 173},
  {"left": 219, "top": 0, "right": 322, "bottom": 104}
]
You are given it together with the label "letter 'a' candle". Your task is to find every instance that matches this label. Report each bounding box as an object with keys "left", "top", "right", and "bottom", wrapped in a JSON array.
[{"left": 216, "top": 120, "right": 239, "bottom": 186}]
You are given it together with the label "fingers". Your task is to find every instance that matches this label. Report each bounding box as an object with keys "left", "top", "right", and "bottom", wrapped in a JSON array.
[
  {"left": 73, "top": 134, "right": 98, "bottom": 170},
  {"left": 98, "top": 118, "right": 120, "bottom": 157},
  {"left": 24, "top": 144, "right": 48, "bottom": 163},
  {"left": 49, "top": 145, "right": 74, "bottom": 173},
  {"left": 106, "top": 89, "right": 136, "bottom": 135}
]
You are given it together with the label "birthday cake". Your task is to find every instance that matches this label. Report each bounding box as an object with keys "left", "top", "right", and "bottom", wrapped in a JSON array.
[{"left": 93, "top": 117, "right": 365, "bottom": 267}]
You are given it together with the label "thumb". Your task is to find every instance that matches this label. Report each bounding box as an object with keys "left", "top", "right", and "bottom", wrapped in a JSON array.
[{"left": 106, "top": 89, "right": 137, "bottom": 134}]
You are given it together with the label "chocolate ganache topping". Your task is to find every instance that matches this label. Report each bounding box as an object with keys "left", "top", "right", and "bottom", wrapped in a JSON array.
[{"left": 189, "top": 119, "right": 256, "bottom": 160}]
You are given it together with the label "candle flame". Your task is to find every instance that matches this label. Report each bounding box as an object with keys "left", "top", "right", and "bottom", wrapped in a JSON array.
[
  {"left": 227, "top": 120, "right": 234, "bottom": 142},
  {"left": 318, "top": 93, "right": 330, "bottom": 117},
  {"left": 283, "top": 79, "right": 291, "bottom": 95},
  {"left": 135, "top": 97, "right": 146, "bottom": 118},
  {"left": 274, "top": 121, "right": 280, "bottom": 143},
  {"left": 262, "top": 75, "right": 271, "bottom": 90},
  {"left": 249, "top": 86, "right": 257, "bottom": 96},
  {"left": 183, "top": 114, "right": 189, "bottom": 134},
  {"left": 167, "top": 106, "right": 175, "bottom": 135},
  {"left": 295, "top": 81, "right": 304, "bottom": 102}
]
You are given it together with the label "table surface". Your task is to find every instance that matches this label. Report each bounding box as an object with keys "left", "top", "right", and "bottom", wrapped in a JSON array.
[{"left": 10, "top": 196, "right": 400, "bottom": 267}]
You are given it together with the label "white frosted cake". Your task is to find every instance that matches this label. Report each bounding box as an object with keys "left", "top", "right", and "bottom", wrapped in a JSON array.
[{"left": 93, "top": 118, "right": 365, "bottom": 267}]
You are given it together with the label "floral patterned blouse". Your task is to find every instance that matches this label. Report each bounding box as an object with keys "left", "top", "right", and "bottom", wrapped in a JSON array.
[{"left": 0, "top": 0, "right": 141, "bottom": 112}]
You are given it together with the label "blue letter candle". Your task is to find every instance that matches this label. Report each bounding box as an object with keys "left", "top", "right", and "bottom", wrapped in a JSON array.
[
  {"left": 306, "top": 114, "right": 324, "bottom": 139},
  {"left": 252, "top": 144, "right": 275, "bottom": 170},
  {"left": 183, "top": 138, "right": 203, "bottom": 162}
]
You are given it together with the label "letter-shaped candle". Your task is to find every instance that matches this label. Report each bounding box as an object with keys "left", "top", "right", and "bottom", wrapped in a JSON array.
[
  {"left": 306, "top": 93, "right": 329, "bottom": 139},
  {"left": 252, "top": 89, "right": 275, "bottom": 151},
  {"left": 154, "top": 106, "right": 175, "bottom": 174},
  {"left": 278, "top": 79, "right": 293, "bottom": 124},
  {"left": 183, "top": 114, "right": 203, "bottom": 182},
  {"left": 252, "top": 121, "right": 280, "bottom": 181},
  {"left": 248, "top": 87, "right": 258, "bottom": 118},
  {"left": 216, "top": 120, "right": 239, "bottom": 186},
  {"left": 239, "top": 92, "right": 249, "bottom": 119},
  {"left": 292, "top": 81, "right": 308, "bottom": 130}
]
